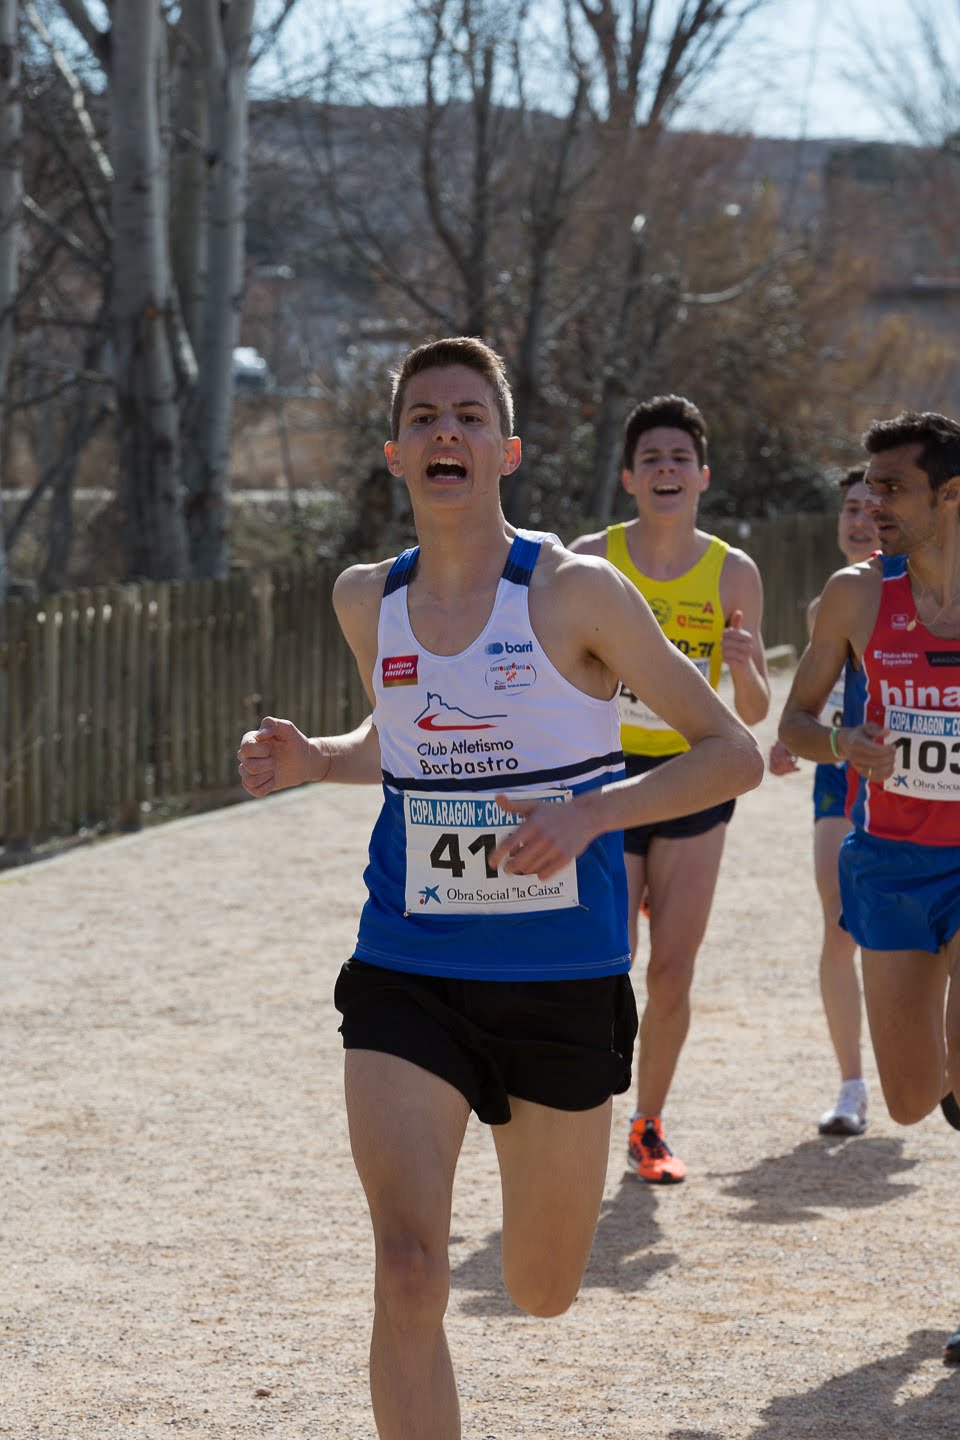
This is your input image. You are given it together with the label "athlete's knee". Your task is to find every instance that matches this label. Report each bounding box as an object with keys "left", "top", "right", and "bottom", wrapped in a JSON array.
[
  {"left": 374, "top": 1228, "right": 451, "bottom": 1330},
  {"left": 880, "top": 1080, "right": 937, "bottom": 1127},
  {"left": 502, "top": 1255, "right": 580, "bottom": 1318},
  {"left": 817, "top": 883, "right": 843, "bottom": 925},
  {"left": 646, "top": 949, "right": 697, "bottom": 1008}
]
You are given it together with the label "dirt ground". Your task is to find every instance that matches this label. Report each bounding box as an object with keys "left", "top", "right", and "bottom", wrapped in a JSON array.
[{"left": 3, "top": 670, "right": 959, "bottom": 1439}]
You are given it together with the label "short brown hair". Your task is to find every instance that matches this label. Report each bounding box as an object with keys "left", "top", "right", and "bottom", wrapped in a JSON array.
[
  {"left": 622, "top": 394, "right": 707, "bottom": 470},
  {"left": 863, "top": 411, "right": 960, "bottom": 493},
  {"left": 838, "top": 465, "right": 866, "bottom": 492},
  {"left": 390, "top": 337, "right": 514, "bottom": 440}
]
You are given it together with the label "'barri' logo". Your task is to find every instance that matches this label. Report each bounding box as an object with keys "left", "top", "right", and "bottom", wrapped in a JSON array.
[{"left": 484, "top": 639, "right": 535, "bottom": 655}]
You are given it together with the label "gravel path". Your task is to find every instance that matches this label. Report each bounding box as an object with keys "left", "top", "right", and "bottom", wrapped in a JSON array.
[{"left": 3, "top": 672, "right": 958, "bottom": 1438}]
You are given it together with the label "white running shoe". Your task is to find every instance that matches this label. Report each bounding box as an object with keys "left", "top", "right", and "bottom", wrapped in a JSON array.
[{"left": 818, "top": 1080, "right": 868, "bottom": 1136}]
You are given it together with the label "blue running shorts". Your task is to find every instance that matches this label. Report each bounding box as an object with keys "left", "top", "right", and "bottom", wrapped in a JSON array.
[
  {"left": 813, "top": 762, "right": 847, "bottom": 822},
  {"left": 838, "top": 829, "right": 960, "bottom": 954}
]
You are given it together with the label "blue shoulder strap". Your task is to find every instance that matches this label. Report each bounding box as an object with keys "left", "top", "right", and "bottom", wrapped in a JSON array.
[
  {"left": 501, "top": 532, "right": 542, "bottom": 587},
  {"left": 383, "top": 546, "right": 419, "bottom": 596}
]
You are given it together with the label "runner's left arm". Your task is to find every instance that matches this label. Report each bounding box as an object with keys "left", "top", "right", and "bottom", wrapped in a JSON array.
[
  {"left": 491, "top": 561, "right": 764, "bottom": 879},
  {"left": 720, "top": 550, "right": 770, "bottom": 725}
]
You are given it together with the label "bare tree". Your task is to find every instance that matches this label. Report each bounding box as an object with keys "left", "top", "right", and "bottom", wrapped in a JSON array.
[
  {"left": 564, "top": 0, "right": 770, "bottom": 518},
  {"left": 304, "top": 0, "right": 773, "bottom": 524},
  {"left": 20, "top": 1, "right": 297, "bottom": 583}
]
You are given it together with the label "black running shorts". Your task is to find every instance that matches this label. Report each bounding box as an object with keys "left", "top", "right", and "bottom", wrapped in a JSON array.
[
  {"left": 621, "top": 752, "right": 735, "bottom": 857},
  {"left": 334, "top": 958, "right": 638, "bottom": 1126}
]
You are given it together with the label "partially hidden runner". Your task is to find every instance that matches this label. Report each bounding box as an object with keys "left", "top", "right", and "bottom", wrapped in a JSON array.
[
  {"left": 769, "top": 466, "right": 878, "bottom": 1135},
  {"left": 238, "top": 340, "right": 763, "bottom": 1439},
  {"left": 778, "top": 410, "right": 960, "bottom": 1364},
  {"left": 570, "top": 394, "right": 769, "bottom": 1184}
]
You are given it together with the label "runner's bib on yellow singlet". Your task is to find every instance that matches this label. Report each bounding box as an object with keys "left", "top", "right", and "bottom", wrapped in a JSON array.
[{"left": 605, "top": 524, "right": 728, "bottom": 757}]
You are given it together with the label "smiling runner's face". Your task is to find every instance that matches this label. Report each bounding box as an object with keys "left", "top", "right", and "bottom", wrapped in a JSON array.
[
  {"left": 621, "top": 425, "right": 709, "bottom": 520},
  {"left": 384, "top": 364, "right": 521, "bottom": 518}
]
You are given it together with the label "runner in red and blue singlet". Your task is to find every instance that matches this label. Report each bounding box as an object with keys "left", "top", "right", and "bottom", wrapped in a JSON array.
[{"left": 779, "top": 410, "right": 960, "bottom": 1365}]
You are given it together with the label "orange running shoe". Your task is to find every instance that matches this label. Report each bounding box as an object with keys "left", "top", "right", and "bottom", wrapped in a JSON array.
[{"left": 627, "top": 1114, "right": 687, "bottom": 1184}]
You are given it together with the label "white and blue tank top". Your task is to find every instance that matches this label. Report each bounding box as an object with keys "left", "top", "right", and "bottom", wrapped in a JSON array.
[{"left": 353, "top": 530, "right": 630, "bottom": 980}]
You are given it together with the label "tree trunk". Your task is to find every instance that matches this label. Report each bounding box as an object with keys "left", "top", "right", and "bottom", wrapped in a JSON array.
[
  {"left": 110, "top": 0, "right": 189, "bottom": 580},
  {"left": 0, "top": 0, "right": 21, "bottom": 603},
  {"left": 181, "top": 0, "right": 254, "bottom": 579}
]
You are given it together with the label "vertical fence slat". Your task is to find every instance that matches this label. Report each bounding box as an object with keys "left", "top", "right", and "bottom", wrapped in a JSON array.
[
  {"left": 196, "top": 578, "right": 215, "bottom": 788},
  {"left": 5, "top": 599, "right": 28, "bottom": 846},
  {"left": 42, "top": 595, "right": 60, "bottom": 835},
  {"left": 74, "top": 589, "right": 93, "bottom": 828},
  {"left": 61, "top": 593, "right": 80, "bottom": 829},
  {"left": 23, "top": 601, "right": 43, "bottom": 841},
  {"left": 90, "top": 588, "right": 109, "bottom": 827},
  {"left": 168, "top": 583, "right": 186, "bottom": 798}
]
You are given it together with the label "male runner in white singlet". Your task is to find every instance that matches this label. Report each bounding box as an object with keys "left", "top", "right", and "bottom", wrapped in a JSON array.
[
  {"left": 238, "top": 339, "right": 762, "bottom": 1439},
  {"left": 779, "top": 410, "right": 960, "bottom": 1363},
  {"left": 570, "top": 395, "right": 769, "bottom": 1183}
]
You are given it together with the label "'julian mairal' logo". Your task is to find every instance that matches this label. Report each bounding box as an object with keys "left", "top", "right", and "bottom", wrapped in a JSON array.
[{"left": 382, "top": 654, "right": 419, "bottom": 686}]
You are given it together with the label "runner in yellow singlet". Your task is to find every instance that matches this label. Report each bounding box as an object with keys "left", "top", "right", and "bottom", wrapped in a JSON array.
[{"left": 570, "top": 394, "right": 770, "bottom": 1183}]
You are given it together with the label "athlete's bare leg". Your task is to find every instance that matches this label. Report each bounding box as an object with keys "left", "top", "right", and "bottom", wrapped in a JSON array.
[
  {"left": 345, "top": 1050, "right": 470, "bottom": 1440},
  {"left": 813, "top": 817, "right": 862, "bottom": 1081},
  {"left": 630, "top": 825, "right": 727, "bottom": 1116},
  {"left": 861, "top": 947, "right": 953, "bottom": 1125},
  {"left": 624, "top": 851, "right": 648, "bottom": 962},
  {"left": 493, "top": 1096, "right": 611, "bottom": 1314},
  {"left": 943, "top": 929, "right": 960, "bottom": 1101}
]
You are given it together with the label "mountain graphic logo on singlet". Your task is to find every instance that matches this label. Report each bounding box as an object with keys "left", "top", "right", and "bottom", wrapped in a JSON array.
[{"left": 415, "top": 692, "right": 507, "bottom": 732}]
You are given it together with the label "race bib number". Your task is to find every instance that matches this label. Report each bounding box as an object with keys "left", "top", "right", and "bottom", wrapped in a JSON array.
[
  {"left": 886, "top": 706, "right": 960, "bottom": 800},
  {"left": 619, "top": 658, "right": 710, "bottom": 730},
  {"left": 817, "top": 680, "right": 845, "bottom": 731},
  {"left": 818, "top": 680, "right": 846, "bottom": 768},
  {"left": 404, "top": 790, "right": 579, "bottom": 916}
]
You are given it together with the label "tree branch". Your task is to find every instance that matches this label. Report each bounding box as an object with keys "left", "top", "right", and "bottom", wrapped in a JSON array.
[
  {"left": 680, "top": 242, "right": 806, "bottom": 306},
  {"left": 56, "top": 0, "right": 111, "bottom": 69}
]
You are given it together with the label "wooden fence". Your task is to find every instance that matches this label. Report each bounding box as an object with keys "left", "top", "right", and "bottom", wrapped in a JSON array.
[
  {"left": 0, "top": 513, "right": 840, "bottom": 853},
  {"left": 0, "top": 564, "right": 367, "bottom": 852},
  {"left": 712, "top": 511, "right": 838, "bottom": 655}
]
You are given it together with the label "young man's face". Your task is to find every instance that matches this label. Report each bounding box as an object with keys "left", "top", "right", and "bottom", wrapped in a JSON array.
[
  {"left": 384, "top": 364, "right": 520, "bottom": 509},
  {"left": 621, "top": 425, "right": 709, "bottom": 517},
  {"left": 864, "top": 443, "right": 941, "bottom": 554},
  {"left": 836, "top": 480, "right": 878, "bottom": 564}
]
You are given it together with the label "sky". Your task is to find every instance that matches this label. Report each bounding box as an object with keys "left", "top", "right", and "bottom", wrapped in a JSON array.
[
  {"left": 681, "top": 0, "right": 931, "bottom": 142},
  {"left": 269, "top": 0, "right": 945, "bottom": 145}
]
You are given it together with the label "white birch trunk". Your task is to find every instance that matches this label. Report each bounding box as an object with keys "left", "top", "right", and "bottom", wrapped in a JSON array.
[
  {"left": 180, "top": 0, "right": 255, "bottom": 579},
  {"left": 110, "top": 0, "right": 189, "bottom": 580},
  {"left": 0, "top": 0, "right": 21, "bottom": 603}
]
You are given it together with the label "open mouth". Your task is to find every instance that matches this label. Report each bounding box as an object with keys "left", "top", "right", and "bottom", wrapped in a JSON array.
[
  {"left": 652, "top": 483, "right": 682, "bottom": 495},
  {"left": 426, "top": 457, "right": 467, "bottom": 480}
]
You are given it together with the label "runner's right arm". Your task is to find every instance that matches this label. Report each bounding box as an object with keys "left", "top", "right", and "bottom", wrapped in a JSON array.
[
  {"left": 779, "top": 564, "right": 895, "bottom": 780},
  {"left": 238, "top": 562, "right": 386, "bottom": 797}
]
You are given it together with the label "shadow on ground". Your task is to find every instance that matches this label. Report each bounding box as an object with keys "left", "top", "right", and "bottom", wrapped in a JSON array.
[
  {"left": 670, "top": 1329, "right": 960, "bottom": 1440},
  {"left": 449, "top": 1170, "right": 676, "bottom": 1315},
  {"left": 717, "top": 1136, "right": 920, "bottom": 1225}
]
